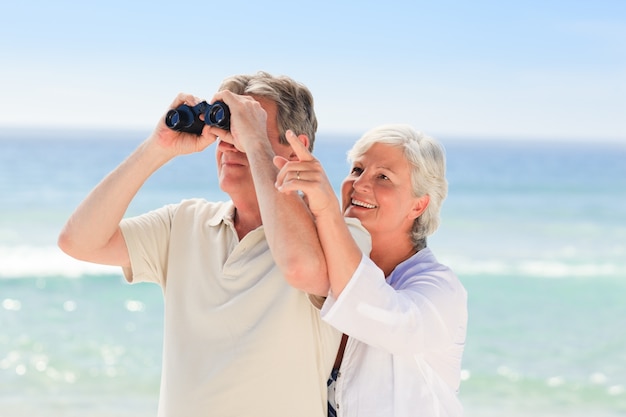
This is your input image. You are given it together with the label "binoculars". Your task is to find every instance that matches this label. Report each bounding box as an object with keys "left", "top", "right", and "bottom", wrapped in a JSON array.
[{"left": 165, "top": 101, "right": 230, "bottom": 134}]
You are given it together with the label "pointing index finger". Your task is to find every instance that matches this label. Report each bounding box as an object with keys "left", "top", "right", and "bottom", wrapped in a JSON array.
[{"left": 285, "top": 130, "right": 314, "bottom": 162}]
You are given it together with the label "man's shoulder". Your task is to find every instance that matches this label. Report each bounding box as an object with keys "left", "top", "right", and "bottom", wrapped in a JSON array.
[
  {"left": 174, "top": 199, "right": 234, "bottom": 223},
  {"left": 344, "top": 217, "right": 372, "bottom": 255}
]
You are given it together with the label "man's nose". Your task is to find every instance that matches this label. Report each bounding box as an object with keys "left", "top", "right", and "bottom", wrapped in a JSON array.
[{"left": 217, "top": 140, "right": 238, "bottom": 152}]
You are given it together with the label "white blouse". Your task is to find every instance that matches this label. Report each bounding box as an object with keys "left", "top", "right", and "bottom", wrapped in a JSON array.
[{"left": 322, "top": 248, "right": 468, "bottom": 417}]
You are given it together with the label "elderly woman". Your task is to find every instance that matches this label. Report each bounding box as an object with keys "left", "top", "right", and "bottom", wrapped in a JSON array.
[{"left": 275, "top": 124, "right": 468, "bottom": 417}]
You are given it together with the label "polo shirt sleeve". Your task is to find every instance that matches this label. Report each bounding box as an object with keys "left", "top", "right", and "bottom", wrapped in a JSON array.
[
  {"left": 119, "top": 205, "right": 174, "bottom": 285},
  {"left": 321, "top": 254, "right": 461, "bottom": 357}
]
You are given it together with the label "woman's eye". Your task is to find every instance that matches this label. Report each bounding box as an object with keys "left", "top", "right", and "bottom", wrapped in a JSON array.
[{"left": 351, "top": 167, "right": 363, "bottom": 175}]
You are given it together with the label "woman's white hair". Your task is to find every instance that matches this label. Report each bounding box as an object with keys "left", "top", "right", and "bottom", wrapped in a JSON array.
[{"left": 347, "top": 124, "right": 448, "bottom": 250}]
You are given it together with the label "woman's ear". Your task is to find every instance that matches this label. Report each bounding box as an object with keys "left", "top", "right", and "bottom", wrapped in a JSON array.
[
  {"left": 409, "top": 194, "right": 430, "bottom": 220},
  {"left": 289, "top": 134, "right": 310, "bottom": 160}
]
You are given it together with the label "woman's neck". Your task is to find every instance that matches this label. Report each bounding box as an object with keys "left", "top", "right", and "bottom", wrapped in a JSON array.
[{"left": 369, "top": 234, "right": 417, "bottom": 277}]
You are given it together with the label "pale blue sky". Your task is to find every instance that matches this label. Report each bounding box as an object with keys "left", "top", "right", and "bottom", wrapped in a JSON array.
[{"left": 1, "top": 0, "right": 624, "bottom": 141}]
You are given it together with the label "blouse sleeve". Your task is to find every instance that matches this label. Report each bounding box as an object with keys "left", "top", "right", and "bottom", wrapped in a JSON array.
[{"left": 321, "top": 253, "right": 466, "bottom": 357}]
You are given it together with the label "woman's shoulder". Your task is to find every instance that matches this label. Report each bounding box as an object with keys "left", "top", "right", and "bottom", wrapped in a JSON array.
[{"left": 392, "top": 248, "right": 464, "bottom": 291}]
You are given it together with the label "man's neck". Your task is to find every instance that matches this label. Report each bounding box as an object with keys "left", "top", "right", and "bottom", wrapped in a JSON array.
[{"left": 231, "top": 196, "right": 262, "bottom": 240}]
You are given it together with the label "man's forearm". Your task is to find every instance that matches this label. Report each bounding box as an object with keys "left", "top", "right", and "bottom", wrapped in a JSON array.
[
  {"left": 247, "top": 141, "right": 329, "bottom": 295},
  {"left": 58, "top": 140, "right": 172, "bottom": 264}
]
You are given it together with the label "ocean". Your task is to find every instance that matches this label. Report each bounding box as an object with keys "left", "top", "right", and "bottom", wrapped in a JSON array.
[{"left": 1, "top": 130, "right": 625, "bottom": 416}]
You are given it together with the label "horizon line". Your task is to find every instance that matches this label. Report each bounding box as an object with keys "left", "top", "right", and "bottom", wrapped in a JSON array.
[{"left": 0, "top": 125, "right": 624, "bottom": 145}]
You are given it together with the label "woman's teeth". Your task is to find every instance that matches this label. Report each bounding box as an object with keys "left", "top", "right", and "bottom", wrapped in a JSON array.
[{"left": 352, "top": 199, "right": 376, "bottom": 209}]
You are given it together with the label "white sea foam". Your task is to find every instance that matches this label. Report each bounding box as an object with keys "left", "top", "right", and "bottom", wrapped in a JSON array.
[
  {"left": 435, "top": 255, "right": 625, "bottom": 279},
  {"left": 0, "top": 245, "right": 120, "bottom": 279},
  {"left": 1, "top": 245, "right": 624, "bottom": 280}
]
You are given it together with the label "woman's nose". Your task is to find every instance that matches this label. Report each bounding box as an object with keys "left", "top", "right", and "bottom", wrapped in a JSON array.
[{"left": 352, "top": 174, "right": 371, "bottom": 191}]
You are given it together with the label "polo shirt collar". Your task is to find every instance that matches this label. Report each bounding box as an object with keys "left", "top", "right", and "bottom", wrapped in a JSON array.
[{"left": 207, "top": 200, "right": 236, "bottom": 227}]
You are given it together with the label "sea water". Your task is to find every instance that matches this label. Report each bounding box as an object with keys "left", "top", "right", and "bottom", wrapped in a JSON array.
[{"left": 1, "top": 130, "right": 625, "bottom": 416}]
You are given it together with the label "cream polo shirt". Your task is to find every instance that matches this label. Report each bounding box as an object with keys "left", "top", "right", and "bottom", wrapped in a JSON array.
[
  {"left": 322, "top": 249, "right": 467, "bottom": 417},
  {"left": 120, "top": 199, "right": 370, "bottom": 417}
]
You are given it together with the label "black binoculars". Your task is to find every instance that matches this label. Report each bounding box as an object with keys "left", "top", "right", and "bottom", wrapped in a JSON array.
[{"left": 165, "top": 101, "right": 230, "bottom": 134}]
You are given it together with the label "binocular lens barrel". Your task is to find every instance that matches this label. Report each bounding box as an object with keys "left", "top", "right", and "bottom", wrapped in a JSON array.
[
  {"left": 165, "top": 106, "right": 195, "bottom": 129},
  {"left": 206, "top": 103, "right": 230, "bottom": 129},
  {"left": 208, "top": 106, "right": 225, "bottom": 125}
]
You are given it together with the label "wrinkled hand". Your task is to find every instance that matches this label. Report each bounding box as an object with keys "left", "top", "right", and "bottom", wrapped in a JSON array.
[
  {"left": 148, "top": 93, "right": 218, "bottom": 157},
  {"left": 207, "top": 90, "right": 269, "bottom": 153},
  {"left": 274, "top": 130, "right": 340, "bottom": 217}
]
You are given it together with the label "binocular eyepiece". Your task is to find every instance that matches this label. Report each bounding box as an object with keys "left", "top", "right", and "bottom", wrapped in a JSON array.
[{"left": 165, "top": 101, "right": 230, "bottom": 134}]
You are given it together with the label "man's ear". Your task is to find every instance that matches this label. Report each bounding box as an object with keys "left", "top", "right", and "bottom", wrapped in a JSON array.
[
  {"left": 288, "top": 134, "right": 310, "bottom": 160},
  {"left": 409, "top": 194, "right": 430, "bottom": 220}
]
